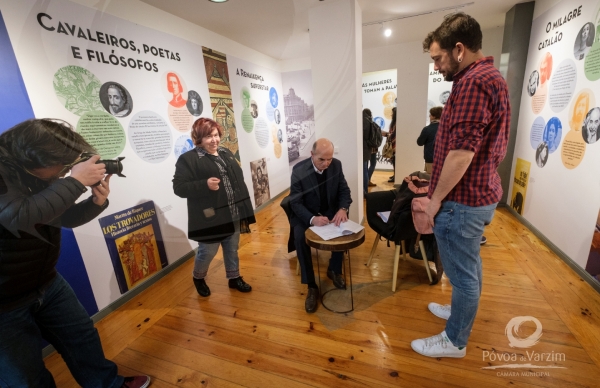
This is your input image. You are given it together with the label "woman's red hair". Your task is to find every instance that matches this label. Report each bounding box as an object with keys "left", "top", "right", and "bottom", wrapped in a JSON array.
[{"left": 191, "top": 118, "right": 224, "bottom": 145}]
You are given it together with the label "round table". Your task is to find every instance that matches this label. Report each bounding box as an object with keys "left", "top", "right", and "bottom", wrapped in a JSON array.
[{"left": 305, "top": 228, "right": 365, "bottom": 313}]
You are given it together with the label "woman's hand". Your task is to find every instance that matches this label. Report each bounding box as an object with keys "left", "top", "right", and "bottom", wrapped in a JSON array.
[{"left": 207, "top": 177, "right": 221, "bottom": 191}]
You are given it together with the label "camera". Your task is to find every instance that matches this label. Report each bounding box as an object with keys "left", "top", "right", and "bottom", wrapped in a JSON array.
[{"left": 78, "top": 153, "right": 126, "bottom": 184}]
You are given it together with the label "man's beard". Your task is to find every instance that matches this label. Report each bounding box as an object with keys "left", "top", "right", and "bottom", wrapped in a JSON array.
[
  {"left": 444, "top": 56, "right": 461, "bottom": 82},
  {"left": 111, "top": 104, "right": 123, "bottom": 112}
]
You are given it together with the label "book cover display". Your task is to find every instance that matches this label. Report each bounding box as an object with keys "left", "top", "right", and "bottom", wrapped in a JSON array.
[{"left": 99, "top": 201, "right": 168, "bottom": 293}]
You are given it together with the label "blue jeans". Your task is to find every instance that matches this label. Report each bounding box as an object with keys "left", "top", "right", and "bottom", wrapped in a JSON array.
[
  {"left": 194, "top": 224, "right": 241, "bottom": 280},
  {"left": 0, "top": 274, "right": 122, "bottom": 387},
  {"left": 433, "top": 201, "right": 496, "bottom": 347},
  {"left": 368, "top": 152, "right": 377, "bottom": 179}
]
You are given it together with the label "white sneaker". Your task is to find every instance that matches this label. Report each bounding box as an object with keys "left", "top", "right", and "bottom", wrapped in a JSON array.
[
  {"left": 411, "top": 331, "right": 466, "bottom": 358},
  {"left": 428, "top": 302, "right": 451, "bottom": 320}
]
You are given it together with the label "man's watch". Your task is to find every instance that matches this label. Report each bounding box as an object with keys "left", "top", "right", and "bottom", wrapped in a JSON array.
[{"left": 340, "top": 207, "right": 348, "bottom": 213}]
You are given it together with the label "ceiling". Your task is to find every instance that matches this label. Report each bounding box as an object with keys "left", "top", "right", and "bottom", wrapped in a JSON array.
[{"left": 141, "top": 0, "right": 530, "bottom": 61}]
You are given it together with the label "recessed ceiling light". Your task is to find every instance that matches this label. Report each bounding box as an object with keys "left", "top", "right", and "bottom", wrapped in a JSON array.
[
  {"left": 384, "top": 28, "right": 392, "bottom": 37},
  {"left": 209, "top": 0, "right": 228, "bottom": 3}
]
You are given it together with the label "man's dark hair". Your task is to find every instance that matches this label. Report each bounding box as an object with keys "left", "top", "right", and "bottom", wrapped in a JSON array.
[
  {"left": 362, "top": 108, "right": 372, "bottom": 118},
  {"left": 429, "top": 106, "right": 443, "bottom": 120},
  {"left": 107, "top": 84, "right": 127, "bottom": 105},
  {"left": 422, "top": 12, "right": 482, "bottom": 53},
  {"left": 0, "top": 119, "right": 96, "bottom": 171}
]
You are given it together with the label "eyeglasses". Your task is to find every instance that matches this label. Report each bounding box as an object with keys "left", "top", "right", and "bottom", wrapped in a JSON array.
[{"left": 23, "top": 154, "right": 89, "bottom": 181}]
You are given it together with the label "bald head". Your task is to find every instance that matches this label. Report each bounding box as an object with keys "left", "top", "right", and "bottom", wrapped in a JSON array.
[{"left": 311, "top": 138, "right": 334, "bottom": 172}]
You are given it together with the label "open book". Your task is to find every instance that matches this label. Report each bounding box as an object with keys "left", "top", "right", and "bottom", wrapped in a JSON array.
[{"left": 309, "top": 219, "right": 364, "bottom": 241}]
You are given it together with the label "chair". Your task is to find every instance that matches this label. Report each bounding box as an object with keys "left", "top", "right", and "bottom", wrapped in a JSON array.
[
  {"left": 280, "top": 195, "right": 300, "bottom": 275},
  {"left": 364, "top": 179, "right": 442, "bottom": 291}
]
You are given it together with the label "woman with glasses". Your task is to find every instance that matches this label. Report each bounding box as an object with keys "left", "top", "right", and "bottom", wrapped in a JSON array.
[
  {"left": 0, "top": 119, "right": 150, "bottom": 387},
  {"left": 173, "top": 118, "right": 256, "bottom": 297}
]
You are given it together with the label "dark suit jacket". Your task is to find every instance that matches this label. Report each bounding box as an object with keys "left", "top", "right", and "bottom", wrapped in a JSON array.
[{"left": 289, "top": 157, "right": 352, "bottom": 228}]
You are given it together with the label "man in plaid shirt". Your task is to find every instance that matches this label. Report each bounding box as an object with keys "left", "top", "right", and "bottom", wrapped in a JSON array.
[{"left": 411, "top": 13, "right": 510, "bottom": 358}]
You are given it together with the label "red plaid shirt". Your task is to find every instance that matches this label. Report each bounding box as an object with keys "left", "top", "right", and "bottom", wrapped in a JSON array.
[{"left": 429, "top": 57, "right": 510, "bottom": 206}]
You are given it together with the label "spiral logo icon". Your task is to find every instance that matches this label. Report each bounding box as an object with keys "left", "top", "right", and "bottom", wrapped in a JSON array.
[{"left": 505, "top": 316, "right": 543, "bottom": 348}]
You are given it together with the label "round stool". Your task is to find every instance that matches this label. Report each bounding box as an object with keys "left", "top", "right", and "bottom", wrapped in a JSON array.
[{"left": 305, "top": 229, "right": 365, "bottom": 313}]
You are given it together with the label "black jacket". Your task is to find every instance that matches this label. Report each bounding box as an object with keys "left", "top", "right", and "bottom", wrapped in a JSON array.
[
  {"left": 173, "top": 147, "right": 256, "bottom": 243},
  {"left": 0, "top": 163, "right": 107, "bottom": 311},
  {"left": 289, "top": 157, "right": 352, "bottom": 228},
  {"left": 417, "top": 121, "right": 439, "bottom": 163}
]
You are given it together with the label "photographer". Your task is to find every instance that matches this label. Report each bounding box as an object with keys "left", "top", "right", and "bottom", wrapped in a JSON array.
[{"left": 0, "top": 119, "right": 149, "bottom": 387}]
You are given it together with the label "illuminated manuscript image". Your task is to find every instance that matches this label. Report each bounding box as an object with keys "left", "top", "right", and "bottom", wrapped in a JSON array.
[
  {"left": 115, "top": 225, "right": 161, "bottom": 289},
  {"left": 202, "top": 47, "right": 240, "bottom": 163}
]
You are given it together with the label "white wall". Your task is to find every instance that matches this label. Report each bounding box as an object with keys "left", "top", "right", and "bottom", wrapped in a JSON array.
[
  {"left": 363, "top": 27, "right": 505, "bottom": 179},
  {"left": 68, "top": 0, "right": 281, "bottom": 72}
]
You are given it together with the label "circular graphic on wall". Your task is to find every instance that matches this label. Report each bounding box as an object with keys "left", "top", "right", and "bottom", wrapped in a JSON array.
[
  {"left": 269, "top": 87, "right": 278, "bottom": 108},
  {"left": 439, "top": 90, "right": 450, "bottom": 105},
  {"left": 99, "top": 82, "right": 133, "bottom": 118},
  {"left": 250, "top": 100, "right": 259, "bottom": 119},
  {"left": 539, "top": 52, "right": 553, "bottom": 86},
  {"left": 128, "top": 111, "right": 173, "bottom": 163},
  {"left": 529, "top": 116, "right": 546, "bottom": 149},
  {"left": 569, "top": 89, "right": 596, "bottom": 131},
  {"left": 174, "top": 135, "right": 194, "bottom": 158},
  {"left": 76, "top": 111, "right": 125, "bottom": 159},
  {"left": 543, "top": 117, "right": 562, "bottom": 153},
  {"left": 549, "top": 59, "right": 577, "bottom": 113},
  {"left": 373, "top": 116, "right": 385, "bottom": 130},
  {"left": 535, "top": 142, "right": 549, "bottom": 168},
  {"left": 162, "top": 71, "right": 187, "bottom": 108},
  {"left": 561, "top": 130, "right": 586, "bottom": 169},
  {"left": 582, "top": 107, "right": 600, "bottom": 144},
  {"left": 168, "top": 104, "right": 194, "bottom": 133},
  {"left": 574, "top": 22, "right": 595, "bottom": 61},
  {"left": 274, "top": 109, "right": 281, "bottom": 124},
  {"left": 186, "top": 90, "right": 203, "bottom": 116},
  {"left": 527, "top": 70, "right": 539, "bottom": 97},
  {"left": 277, "top": 128, "right": 283, "bottom": 143},
  {"left": 265, "top": 100, "right": 275, "bottom": 122},
  {"left": 254, "top": 118, "right": 269, "bottom": 148},
  {"left": 531, "top": 82, "right": 547, "bottom": 114},
  {"left": 53, "top": 66, "right": 102, "bottom": 116}
]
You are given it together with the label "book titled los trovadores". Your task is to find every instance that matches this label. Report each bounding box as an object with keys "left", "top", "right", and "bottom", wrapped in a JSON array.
[{"left": 99, "top": 201, "right": 168, "bottom": 294}]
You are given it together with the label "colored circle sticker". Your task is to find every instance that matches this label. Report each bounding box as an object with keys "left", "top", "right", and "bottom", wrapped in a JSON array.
[
  {"left": 241, "top": 109, "right": 254, "bottom": 133},
  {"left": 584, "top": 39, "right": 600, "bottom": 81},
  {"left": 548, "top": 59, "right": 577, "bottom": 113},
  {"left": 168, "top": 104, "right": 194, "bottom": 133},
  {"left": 568, "top": 89, "right": 596, "bottom": 132},
  {"left": 128, "top": 111, "right": 172, "bottom": 163},
  {"left": 265, "top": 100, "right": 275, "bottom": 122},
  {"left": 254, "top": 118, "right": 269, "bottom": 148},
  {"left": 269, "top": 87, "right": 278, "bottom": 108},
  {"left": 561, "top": 130, "right": 586, "bottom": 169},
  {"left": 531, "top": 83, "right": 547, "bottom": 114},
  {"left": 54, "top": 66, "right": 103, "bottom": 116},
  {"left": 76, "top": 111, "right": 125, "bottom": 159},
  {"left": 543, "top": 117, "right": 562, "bottom": 153},
  {"left": 174, "top": 135, "right": 195, "bottom": 158},
  {"left": 529, "top": 116, "right": 545, "bottom": 149}
]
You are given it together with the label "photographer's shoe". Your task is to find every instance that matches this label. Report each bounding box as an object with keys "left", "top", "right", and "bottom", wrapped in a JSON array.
[
  {"left": 228, "top": 277, "right": 252, "bottom": 292},
  {"left": 193, "top": 277, "right": 210, "bottom": 297},
  {"left": 121, "top": 375, "right": 151, "bottom": 388}
]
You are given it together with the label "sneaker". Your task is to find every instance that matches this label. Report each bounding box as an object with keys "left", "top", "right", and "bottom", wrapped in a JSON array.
[
  {"left": 411, "top": 331, "right": 466, "bottom": 358},
  {"left": 480, "top": 235, "right": 487, "bottom": 245},
  {"left": 122, "top": 375, "right": 151, "bottom": 388},
  {"left": 428, "top": 302, "right": 451, "bottom": 320}
]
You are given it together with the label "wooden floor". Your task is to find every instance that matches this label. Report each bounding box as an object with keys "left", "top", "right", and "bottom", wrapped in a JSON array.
[{"left": 45, "top": 171, "right": 600, "bottom": 387}]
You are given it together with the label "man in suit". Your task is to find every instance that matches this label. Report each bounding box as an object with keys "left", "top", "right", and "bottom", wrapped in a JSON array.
[{"left": 289, "top": 138, "right": 352, "bottom": 313}]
